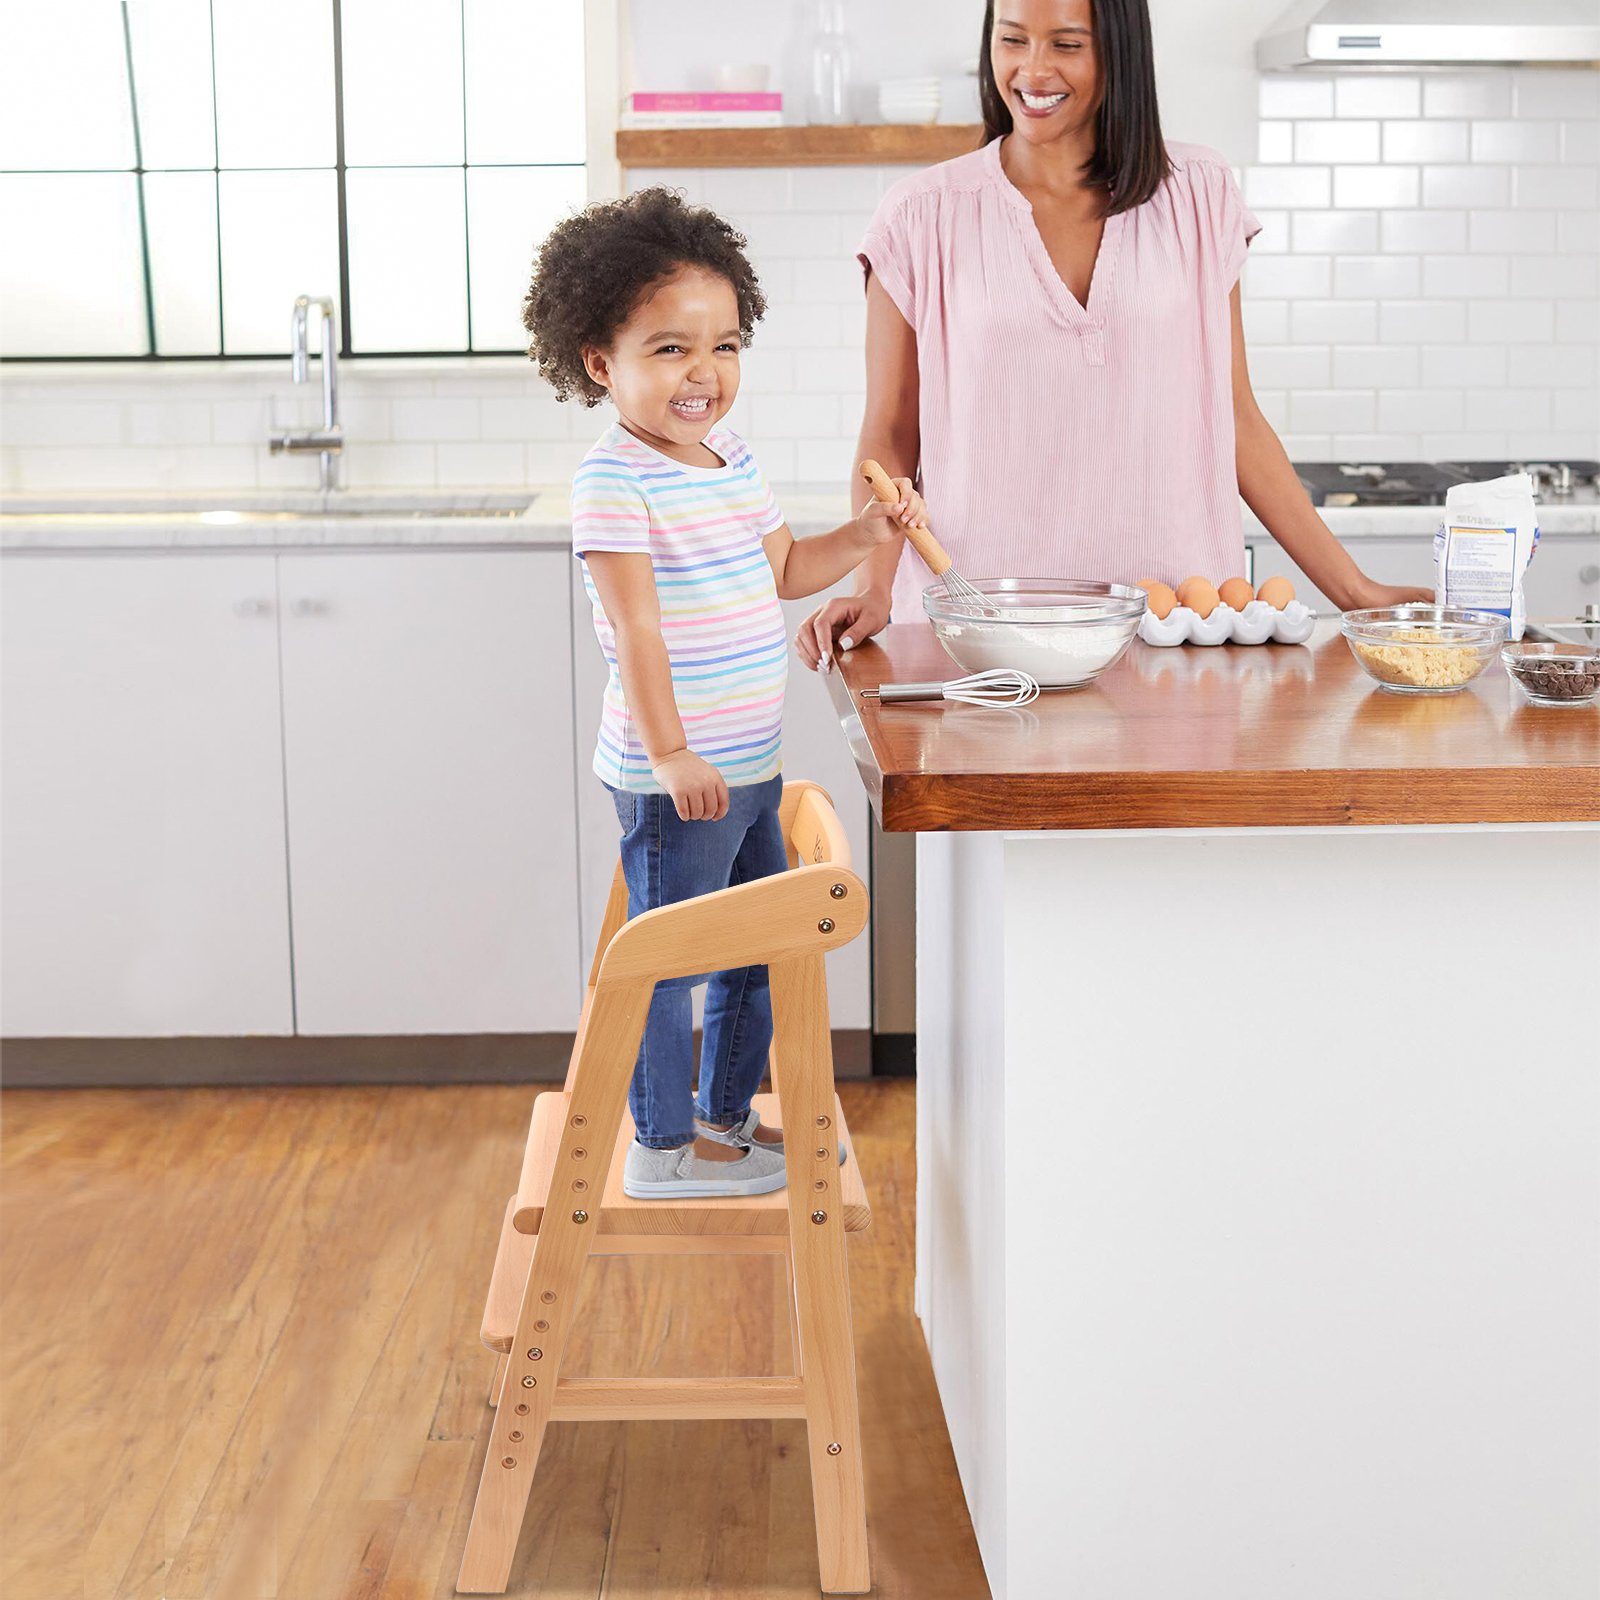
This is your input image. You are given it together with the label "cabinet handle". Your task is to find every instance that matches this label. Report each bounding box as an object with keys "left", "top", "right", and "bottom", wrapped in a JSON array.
[
  {"left": 290, "top": 597, "right": 331, "bottom": 617},
  {"left": 1579, "top": 565, "right": 1599, "bottom": 586},
  {"left": 233, "top": 597, "right": 274, "bottom": 617}
]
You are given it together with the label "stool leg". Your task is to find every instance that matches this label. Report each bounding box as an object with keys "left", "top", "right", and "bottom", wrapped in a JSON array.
[
  {"left": 770, "top": 954, "right": 870, "bottom": 1596},
  {"left": 456, "top": 981, "right": 653, "bottom": 1594},
  {"left": 486, "top": 1353, "right": 506, "bottom": 1407}
]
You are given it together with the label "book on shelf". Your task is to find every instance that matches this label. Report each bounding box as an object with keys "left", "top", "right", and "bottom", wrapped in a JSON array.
[{"left": 620, "top": 91, "right": 784, "bottom": 129}]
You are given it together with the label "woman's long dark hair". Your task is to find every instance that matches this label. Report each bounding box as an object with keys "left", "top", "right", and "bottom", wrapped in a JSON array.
[{"left": 977, "top": 0, "right": 1170, "bottom": 213}]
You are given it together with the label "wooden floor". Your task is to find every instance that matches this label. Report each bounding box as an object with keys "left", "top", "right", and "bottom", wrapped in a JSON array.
[{"left": 0, "top": 1079, "right": 989, "bottom": 1600}]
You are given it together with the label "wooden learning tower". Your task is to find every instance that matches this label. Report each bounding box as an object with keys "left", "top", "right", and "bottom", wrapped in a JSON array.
[{"left": 456, "top": 780, "right": 874, "bottom": 1594}]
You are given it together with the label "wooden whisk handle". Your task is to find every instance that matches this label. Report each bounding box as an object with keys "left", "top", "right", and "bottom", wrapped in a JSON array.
[{"left": 858, "top": 458, "right": 952, "bottom": 577}]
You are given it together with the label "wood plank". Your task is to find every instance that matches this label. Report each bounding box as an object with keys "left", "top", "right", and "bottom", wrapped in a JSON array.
[
  {"left": 549, "top": 1377, "right": 806, "bottom": 1420},
  {"left": 0, "top": 1080, "right": 987, "bottom": 1598},
  {"left": 617, "top": 123, "right": 982, "bottom": 169},
  {"left": 826, "top": 621, "right": 1600, "bottom": 831}
]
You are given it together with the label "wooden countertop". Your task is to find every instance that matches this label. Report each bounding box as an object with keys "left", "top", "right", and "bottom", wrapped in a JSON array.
[{"left": 822, "top": 621, "right": 1600, "bottom": 832}]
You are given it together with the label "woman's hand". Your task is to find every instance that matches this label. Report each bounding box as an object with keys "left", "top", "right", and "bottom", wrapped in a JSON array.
[
  {"left": 1340, "top": 577, "right": 1434, "bottom": 610},
  {"left": 856, "top": 478, "right": 927, "bottom": 549},
  {"left": 795, "top": 590, "right": 893, "bottom": 674},
  {"left": 650, "top": 749, "right": 729, "bottom": 822}
]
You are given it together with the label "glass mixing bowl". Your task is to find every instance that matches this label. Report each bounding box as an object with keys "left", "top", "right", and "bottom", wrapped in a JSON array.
[
  {"left": 922, "top": 578, "right": 1147, "bottom": 689},
  {"left": 1501, "top": 641, "right": 1600, "bottom": 707},
  {"left": 1340, "top": 605, "right": 1506, "bottom": 695}
]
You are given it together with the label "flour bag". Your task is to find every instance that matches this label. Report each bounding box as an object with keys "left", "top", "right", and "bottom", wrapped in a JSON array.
[{"left": 1433, "top": 472, "right": 1540, "bottom": 641}]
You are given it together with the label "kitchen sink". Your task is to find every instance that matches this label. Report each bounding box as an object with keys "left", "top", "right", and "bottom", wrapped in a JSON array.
[{"left": 0, "top": 490, "right": 538, "bottom": 524}]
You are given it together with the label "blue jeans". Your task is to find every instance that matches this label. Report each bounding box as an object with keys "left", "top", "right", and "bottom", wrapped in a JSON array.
[{"left": 607, "top": 774, "right": 788, "bottom": 1148}]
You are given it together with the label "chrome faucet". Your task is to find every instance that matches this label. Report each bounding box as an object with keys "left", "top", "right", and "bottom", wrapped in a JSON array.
[{"left": 269, "top": 294, "right": 342, "bottom": 490}]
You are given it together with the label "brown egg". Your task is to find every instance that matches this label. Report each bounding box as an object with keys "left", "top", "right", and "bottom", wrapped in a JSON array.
[
  {"left": 1138, "top": 581, "right": 1178, "bottom": 620},
  {"left": 1257, "top": 576, "right": 1296, "bottom": 610},
  {"left": 1218, "top": 577, "right": 1255, "bottom": 611},
  {"left": 1176, "top": 576, "right": 1220, "bottom": 619}
]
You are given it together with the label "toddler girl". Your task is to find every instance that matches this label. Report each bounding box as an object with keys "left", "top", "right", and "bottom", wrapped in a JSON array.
[{"left": 524, "top": 187, "right": 924, "bottom": 1199}]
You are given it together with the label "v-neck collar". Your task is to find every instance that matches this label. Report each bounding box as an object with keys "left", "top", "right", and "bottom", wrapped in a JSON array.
[{"left": 988, "top": 135, "right": 1125, "bottom": 332}]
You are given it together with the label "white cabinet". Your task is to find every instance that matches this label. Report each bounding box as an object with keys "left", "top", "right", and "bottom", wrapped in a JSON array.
[
  {"left": 278, "top": 551, "right": 580, "bottom": 1034},
  {"left": 570, "top": 564, "right": 870, "bottom": 1030},
  {"left": 0, "top": 555, "right": 294, "bottom": 1036}
]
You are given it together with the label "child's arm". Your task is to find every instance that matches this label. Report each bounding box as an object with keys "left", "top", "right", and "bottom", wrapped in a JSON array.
[
  {"left": 583, "top": 551, "right": 730, "bottom": 822},
  {"left": 763, "top": 478, "right": 926, "bottom": 601}
]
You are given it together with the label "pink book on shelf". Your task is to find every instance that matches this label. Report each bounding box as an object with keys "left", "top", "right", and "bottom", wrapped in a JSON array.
[{"left": 626, "top": 92, "right": 783, "bottom": 113}]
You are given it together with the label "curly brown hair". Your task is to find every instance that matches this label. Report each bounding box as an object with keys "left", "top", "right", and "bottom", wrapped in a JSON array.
[{"left": 522, "top": 187, "right": 766, "bottom": 406}]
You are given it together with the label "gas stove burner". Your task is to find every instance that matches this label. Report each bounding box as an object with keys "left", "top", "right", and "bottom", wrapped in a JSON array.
[{"left": 1294, "top": 459, "right": 1600, "bottom": 507}]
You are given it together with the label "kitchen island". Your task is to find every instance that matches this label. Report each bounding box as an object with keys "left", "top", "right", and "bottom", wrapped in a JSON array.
[{"left": 825, "top": 622, "right": 1600, "bottom": 1600}]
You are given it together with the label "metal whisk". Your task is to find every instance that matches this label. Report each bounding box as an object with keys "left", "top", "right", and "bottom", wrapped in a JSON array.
[
  {"left": 860, "top": 668, "right": 1041, "bottom": 709},
  {"left": 858, "top": 460, "right": 1001, "bottom": 617}
]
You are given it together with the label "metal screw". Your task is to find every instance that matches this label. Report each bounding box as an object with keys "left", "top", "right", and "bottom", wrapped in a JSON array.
[
  {"left": 830, "top": 883, "right": 848, "bottom": 899},
  {"left": 572, "top": 1209, "right": 589, "bottom": 1224},
  {"left": 502, "top": 1457, "right": 517, "bottom": 1468},
  {"left": 521, "top": 1376, "right": 536, "bottom": 1389},
  {"left": 527, "top": 1348, "right": 543, "bottom": 1361},
  {"left": 811, "top": 1210, "right": 828, "bottom": 1225},
  {"left": 817, "top": 917, "right": 835, "bottom": 934},
  {"left": 827, "top": 1442, "right": 842, "bottom": 1456},
  {"left": 815, "top": 1148, "right": 828, "bottom": 1160},
  {"left": 816, "top": 1114, "right": 830, "bottom": 1128}
]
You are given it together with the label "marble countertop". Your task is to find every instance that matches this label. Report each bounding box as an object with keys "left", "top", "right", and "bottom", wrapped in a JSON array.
[{"left": 3, "top": 485, "right": 1596, "bottom": 551}]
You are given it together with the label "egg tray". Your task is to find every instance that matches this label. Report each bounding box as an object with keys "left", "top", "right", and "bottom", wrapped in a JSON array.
[{"left": 1139, "top": 599, "right": 1316, "bottom": 648}]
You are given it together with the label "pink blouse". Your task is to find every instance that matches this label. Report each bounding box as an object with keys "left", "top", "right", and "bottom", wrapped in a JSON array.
[{"left": 858, "top": 138, "right": 1261, "bottom": 622}]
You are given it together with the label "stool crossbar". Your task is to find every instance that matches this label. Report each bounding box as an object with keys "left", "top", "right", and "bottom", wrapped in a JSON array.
[{"left": 456, "top": 781, "right": 872, "bottom": 1594}]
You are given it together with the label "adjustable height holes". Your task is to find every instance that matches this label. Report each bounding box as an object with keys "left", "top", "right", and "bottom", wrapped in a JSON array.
[
  {"left": 572, "top": 1178, "right": 588, "bottom": 1193},
  {"left": 521, "top": 1376, "right": 536, "bottom": 1389},
  {"left": 813, "top": 1180, "right": 827, "bottom": 1193},
  {"left": 515, "top": 1403, "right": 530, "bottom": 1415},
  {"left": 814, "top": 1148, "right": 828, "bottom": 1161},
  {"left": 540, "top": 1291, "right": 556, "bottom": 1304},
  {"left": 571, "top": 1147, "right": 587, "bottom": 1160},
  {"left": 534, "top": 1319, "right": 549, "bottom": 1333},
  {"left": 502, "top": 1457, "right": 517, "bottom": 1468},
  {"left": 570, "top": 1114, "right": 587, "bottom": 1128},
  {"left": 509, "top": 1430, "right": 524, "bottom": 1442}
]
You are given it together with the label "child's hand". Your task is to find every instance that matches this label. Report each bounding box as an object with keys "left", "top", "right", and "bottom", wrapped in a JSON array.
[
  {"left": 857, "top": 478, "right": 927, "bottom": 549},
  {"left": 651, "top": 749, "right": 730, "bottom": 822}
]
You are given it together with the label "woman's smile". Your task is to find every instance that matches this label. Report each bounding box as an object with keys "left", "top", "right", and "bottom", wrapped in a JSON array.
[{"left": 1014, "top": 86, "right": 1069, "bottom": 117}]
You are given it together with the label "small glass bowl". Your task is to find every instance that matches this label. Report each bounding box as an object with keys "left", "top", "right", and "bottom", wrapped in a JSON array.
[
  {"left": 922, "top": 577, "right": 1147, "bottom": 689},
  {"left": 1501, "top": 641, "right": 1600, "bottom": 707},
  {"left": 1340, "top": 605, "right": 1507, "bottom": 695}
]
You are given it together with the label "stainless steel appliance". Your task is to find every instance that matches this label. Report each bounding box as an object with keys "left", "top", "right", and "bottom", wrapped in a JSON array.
[{"left": 1295, "top": 460, "right": 1600, "bottom": 508}]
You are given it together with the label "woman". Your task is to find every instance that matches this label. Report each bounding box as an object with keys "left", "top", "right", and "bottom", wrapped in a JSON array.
[{"left": 797, "top": 0, "right": 1427, "bottom": 670}]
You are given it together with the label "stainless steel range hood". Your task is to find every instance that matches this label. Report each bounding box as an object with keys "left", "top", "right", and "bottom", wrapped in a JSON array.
[{"left": 1257, "top": 0, "right": 1600, "bottom": 69}]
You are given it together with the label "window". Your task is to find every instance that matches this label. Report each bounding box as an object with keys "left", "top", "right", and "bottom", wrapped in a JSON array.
[{"left": 0, "top": 0, "right": 587, "bottom": 359}]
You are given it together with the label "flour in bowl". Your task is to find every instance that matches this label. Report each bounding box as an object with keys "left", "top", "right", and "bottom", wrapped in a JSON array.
[{"left": 937, "top": 618, "right": 1133, "bottom": 686}]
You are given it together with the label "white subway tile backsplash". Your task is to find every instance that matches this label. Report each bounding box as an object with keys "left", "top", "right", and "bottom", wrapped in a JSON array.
[
  {"left": 1334, "top": 165, "right": 1418, "bottom": 208},
  {"left": 1250, "top": 345, "right": 1332, "bottom": 389},
  {"left": 1464, "top": 390, "right": 1551, "bottom": 431},
  {"left": 1377, "top": 300, "right": 1467, "bottom": 344},
  {"left": 700, "top": 168, "right": 793, "bottom": 212},
  {"left": 1557, "top": 209, "right": 1600, "bottom": 255},
  {"left": 759, "top": 303, "right": 844, "bottom": 349},
  {"left": 1564, "top": 121, "right": 1600, "bottom": 165},
  {"left": 1336, "top": 77, "right": 1420, "bottom": 119},
  {"left": 0, "top": 401, "right": 124, "bottom": 448},
  {"left": 1556, "top": 300, "right": 1599, "bottom": 342},
  {"left": 1332, "top": 345, "right": 1419, "bottom": 389},
  {"left": 390, "top": 397, "right": 481, "bottom": 441},
  {"left": 1290, "top": 300, "right": 1378, "bottom": 343},
  {"left": 1516, "top": 163, "right": 1598, "bottom": 209},
  {"left": 1258, "top": 122, "right": 1293, "bottom": 164},
  {"left": 1381, "top": 121, "right": 1468, "bottom": 164},
  {"left": 1423, "top": 74, "right": 1513, "bottom": 120},
  {"left": 1291, "top": 209, "right": 1378, "bottom": 253},
  {"left": 1249, "top": 209, "right": 1290, "bottom": 251},
  {"left": 1471, "top": 120, "right": 1562, "bottom": 165},
  {"left": 751, "top": 392, "right": 841, "bottom": 440},
  {"left": 1276, "top": 433, "right": 1333, "bottom": 458},
  {"left": 126, "top": 400, "right": 214, "bottom": 446},
  {"left": 1260, "top": 76, "right": 1333, "bottom": 119},
  {"left": 1513, "top": 69, "right": 1599, "bottom": 120},
  {"left": 1253, "top": 390, "right": 1290, "bottom": 430},
  {"left": 1421, "top": 254, "right": 1510, "bottom": 298},
  {"left": 435, "top": 442, "right": 524, "bottom": 485},
  {"left": 741, "top": 211, "right": 843, "bottom": 262},
  {"left": 1331, "top": 433, "right": 1414, "bottom": 460},
  {"left": 478, "top": 393, "right": 572, "bottom": 441},
  {"left": 1296, "top": 120, "right": 1379, "bottom": 164},
  {"left": 788, "top": 166, "right": 883, "bottom": 212},
  {"left": 344, "top": 443, "right": 434, "bottom": 487},
  {"left": 792, "top": 348, "right": 865, "bottom": 396},
  {"left": 1377, "top": 389, "right": 1464, "bottom": 433},
  {"left": 1381, "top": 209, "right": 1468, "bottom": 253},
  {"left": 1507, "top": 343, "right": 1597, "bottom": 389},
  {"left": 1245, "top": 254, "right": 1331, "bottom": 299},
  {"left": 525, "top": 438, "right": 590, "bottom": 480},
  {"left": 1423, "top": 346, "right": 1507, "bottom": 389},
  {"left": 1421, "top": 164, "right": 1510, "bottom": 208},
  {"left": 1241, "top": 299, "right": 1290, "bottom": 344},
  {"left": 1333, "top": 255, "right": 1420, "bottom": 299},
  {"left": 1467, "top": 299, "right": 1555, "bottom": 344},
  {"left": 795, "top": 437, "right": 855, "bottom": 482},
  {"left": 1468, "top": 208, "right": 1557, "bottom": 253},
  {"left": 1510, "top": 252, "right": 1599, "bottom": 299}
]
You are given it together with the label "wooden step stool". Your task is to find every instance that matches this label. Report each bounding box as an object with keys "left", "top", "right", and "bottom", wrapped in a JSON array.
[{"left": 456, "top": 781, "right": 873, "bottom": 1594}]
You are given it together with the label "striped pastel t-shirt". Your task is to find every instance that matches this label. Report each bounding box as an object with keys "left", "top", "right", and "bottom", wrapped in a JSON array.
[{"left": 572, "top": 422, "right": 787, "bottom": 793}]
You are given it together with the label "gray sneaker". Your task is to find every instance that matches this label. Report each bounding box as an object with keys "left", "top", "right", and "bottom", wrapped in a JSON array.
[
  {"left": 695, "top": 1108, "right": 847, "bottom": 1167},
  {"left": 622, "top": 1137, "right": 788, "bottom": 1199}
]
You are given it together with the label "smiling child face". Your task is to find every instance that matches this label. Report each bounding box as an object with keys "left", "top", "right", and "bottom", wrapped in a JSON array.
[
  {"left": 582, "top": 266, "right": 742, "bottom": 464},
  {"left": 991, "top": 0, "right": 1103, "bottom": 148}
]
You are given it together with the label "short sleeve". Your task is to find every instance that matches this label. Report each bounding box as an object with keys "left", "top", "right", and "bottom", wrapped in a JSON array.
[
  {"left": 857, "top": 192, "right": 920, "bottom": 327},
  {"left": 747, "top": 449, "right": 785, "bottom": 537},
  {"left": 571, "top": 459, "right": 651, "bottom": 559},
  {"left": 1215, "top": 163, "right": 1262, "bottom": 286}
]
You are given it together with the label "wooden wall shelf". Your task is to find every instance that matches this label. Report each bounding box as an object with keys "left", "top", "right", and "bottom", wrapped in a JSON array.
[{"left": 616, "top": 123, "right": 983, "bottom": 169}]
